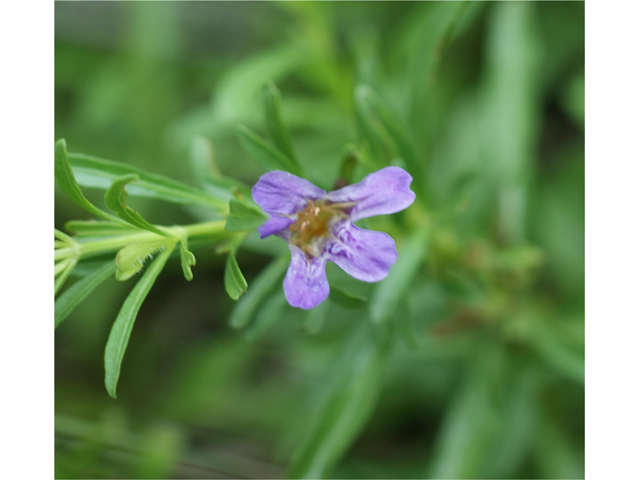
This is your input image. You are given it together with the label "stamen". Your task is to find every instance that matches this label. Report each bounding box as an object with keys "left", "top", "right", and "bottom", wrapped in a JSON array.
[{"left": 289, "top": 201, "right": 347, "bottom": 257}]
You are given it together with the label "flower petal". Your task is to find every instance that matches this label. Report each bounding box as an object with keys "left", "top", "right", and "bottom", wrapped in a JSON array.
[
  {"left": 326, "top": 166, "right": 415, "bottom": 221},
  {"left": 324, "top": 220, "right": 397, "bottom": 282},
  {"left": 284, "top": 245, "right": 329, "bottom": 309},
  {"left": 252, "top": 171, "right": 326, "bottom": 215},
  {"left": 257, "top": 215, "right": 295, "bottom": 239}
]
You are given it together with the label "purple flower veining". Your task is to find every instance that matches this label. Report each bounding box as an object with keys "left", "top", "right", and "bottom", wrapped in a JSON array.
[{"left": 252, "top": 166, "right": 416, "bottom": 309}]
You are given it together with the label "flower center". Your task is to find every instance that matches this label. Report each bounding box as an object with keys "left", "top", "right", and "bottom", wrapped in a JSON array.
[{"left": 289, "top": 201, "right": 345, "bottom": 257}]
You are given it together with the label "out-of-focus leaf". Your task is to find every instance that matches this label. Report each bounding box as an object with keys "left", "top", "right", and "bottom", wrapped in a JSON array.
[
  {"left": 482, "top": 1, "right": 543, "bottom": 243},
  {"left": 115, "top": 240, "right": 173, "bottom": 282},
  {"left": 224, "top": 197, "right": 269, "bottom": 232},
  {"left": 55, "top": 139, "right": 122, "bottom": 223},
  {"left": 244, "top": 292, "right": 288, "bottom": 341},
  {"left": 68, "top": 152, "right": 229, "bottom": 213},
  {"left": 353, "top": 86, "right": 394, "bottom": 167},
  {"left": 303, "top": 299, "right": 329, "bottom": 334},
  {"left": 105, "top": 174, "right": 169, "bottom": 236},
  {"left": 104, "top": 245, "right": 175, "bottom": 399},
  {"left": 289, "top": 325, "right": 390, "bottom": 479},
  {"left": 229, "top": 256, "right": 288, "bottom": 329},
  {"left": 535, "top": 412, "right": 585, "bottom": 479},
  {"left": 263, "top": 81, "right": 298, "bottom": 166},
  {"left": 329, "top": 286, "right": 367, "bottom": 309},
  {"left": 189, "top": 136, "right": 250, "bottom": 200},
  {"left": 65, "top": 220, "right": 139, "bottom": 238},
  {"left": 224, "top": 251, "right": 248, "bottom": 301},
  {"left": 178, "top": 238, "right": 196, "bottom": 282},
  {"left": 55, "top": 261, "right": 117, "bottom": 328},
  {"left": 190, "top": 135, "right": 221, "bottom": 181},
  {"left": 355, "top": 86, "right": 427, "bottom": 197},
  {"left": 530, "top": 319, "right": 584, "bottom": 384},
  {"left": 370, "top": 227, "right": 429, "bottom": 323},
  {"left": 236, "top": 125, "right": 300, "bottom": 174},
  {"left": 427, "top": 345, "right": 504, "bottom": 479},
  {"left": 407, "top": 2, "right": 474, "bottom": 139},
  {"left": 212, "top": 45, "right": 308, "bottom": 126},
  {"left": 561, "top": 74, "right": 585, "bottom": 130}
]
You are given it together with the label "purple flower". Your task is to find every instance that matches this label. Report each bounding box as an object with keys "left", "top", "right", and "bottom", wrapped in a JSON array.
[{"left": 252, "top": 166, "right": 416, "bottom": 309}]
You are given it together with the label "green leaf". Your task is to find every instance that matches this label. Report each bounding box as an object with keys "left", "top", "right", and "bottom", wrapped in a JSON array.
[
  {"left": 428, "top": 346, "right": 505, "bottom": 479},
  {"left": 105, "top": 175, "right": 169, "bottom": 236},
  {"left": 55, "top": 139, "right": 122, "bottom": 223},
  {"left": 224, "top": 198, "right": 269, "bottom": 232},
  {"left": 190, "top": 135, "right": 221, "bottom": 181},
  {"left": 353, "top": 87, "right": 394, "bottom": 167},
  {"left": 408, "top": 1, "right": 475, "bottom": 137},
  {"left": 178, "top": 238, "right": 196, "bottom": 281},
  {"left": 356, "top": 86, "right": 428, "bottom": 196},
  {"left": 370, "top": 227, "right": 429, "bottom": 323},
  {"left": 55, "top": 261, "right": 117, "bottom": 329},
  {"left": 263, "top": 81, "right": 298, "bottom": 165},
  {"left": 189, "top": 136, "right": 251, "bottom": 200},
  {"left": 65, "top": 220, "right": 139, "bottom": 238},
  {"left": 54, "top": 257, "right": 78, "bottom": 295},
  {"left": 211, "top": 45, "right": 307, "bottom": 126},
  {"left": 115, "top": 240, "right": 173, "bottom": 282},
  {"left": 289, "top": 325, "right": 390, "bottom": 478},
  {"left": 67, "top": 151, "right": 229, "bottom": 213},
  {"left": 236, "top": 125, "right": 299, "bottom": 173},
  {"left": 104, "top": 245, "right": 175, "bottom": 399},
  {"left": 329, "top": 286, "right": 368, "bottom": 309},
  {"left": 224, "top": 251, "right": 247, "bottom": 300},
  {"left": 228, "top": 256, "right": 288, "bottom": 328},
  {"left": 243, "top": 292, "right": 288, "bottom": 341},
  {"left": 303, "top": 300, "right": 329, "bottom": 334}
]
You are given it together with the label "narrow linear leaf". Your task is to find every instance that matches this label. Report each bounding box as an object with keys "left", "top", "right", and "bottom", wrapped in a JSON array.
[
  {"left": 370, "top": 227, "right": 429, "bottom": 323},
  {"left": 329, "top": 286, "right": 368, "bottom": 309},
  {"left": 263, "top": 81, "right": 298, "bottom": 165},
  {"left": 289, "top": 326, "right": 389, "bottom": 478},
  {"left": 229, "top": 256, "right": 288, "bottom": 328},
  {"left": 236, "top": 125, "right": 299, "bottom": 173},
  {"left": 54, "top": 257, "right": 78, "bottom": 295},
  {"left": 354, "top": 87, "right": 394, "bottom": 167},
  {"left": 224, "top": 252, "right": 248, "bottom": 300},
  {"left": 224, "top": 198, "right": 269, "bottom": 232},
  {"left": 357, "top": 86, "right": 427, "bottom": 196},
  {"left": 178, "top": 238, "right": 196, "bottom": 281},
  {"left": 105, "top": 175, "right": 169, "bottom": 237},
  {"left": 65, "top": 220, "right": 140, "bottom": 238},
  {"left": 68, "top": 152, "right": 230, "bottom": 213},
  {"left": 55, "top": 261, "right": 117, "bottom": 328},
  {"left": 115, "top": 240, "right": 173, "bottom": 282},
  {"left": 104, "top": 245, "right": 175, "bottom": 399},
  {"left": 55, "top": 139, "right": 122, "bottom": 222}
]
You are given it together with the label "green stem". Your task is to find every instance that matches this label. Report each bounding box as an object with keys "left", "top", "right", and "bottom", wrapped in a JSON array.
[{"left": 54, "top": 220, "right": 229, "bottom": 262}]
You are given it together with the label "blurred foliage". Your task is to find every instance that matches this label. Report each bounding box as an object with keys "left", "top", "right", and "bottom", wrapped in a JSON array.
[{"left": 55, "top": 2, "right": 584, "bottom": 479}]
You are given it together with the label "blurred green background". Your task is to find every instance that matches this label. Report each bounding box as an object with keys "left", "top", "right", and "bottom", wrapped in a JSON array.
[{"left": 55, "top": 2, "right": 584, "bottom": 479}]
